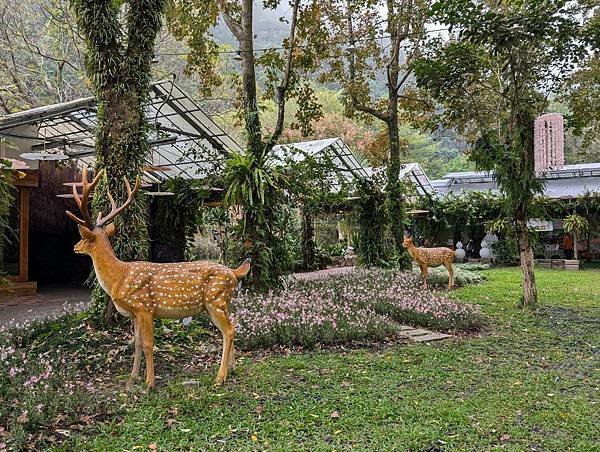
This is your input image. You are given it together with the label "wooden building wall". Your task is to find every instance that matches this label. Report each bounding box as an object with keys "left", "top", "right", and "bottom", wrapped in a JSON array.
[{"left": 29, "top": 161, "right": 91, "bottom": 285}]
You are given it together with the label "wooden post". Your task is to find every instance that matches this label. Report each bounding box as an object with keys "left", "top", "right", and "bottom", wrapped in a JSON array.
[{"left": 18, "top": 187, "right": 29, "bottom": 282}]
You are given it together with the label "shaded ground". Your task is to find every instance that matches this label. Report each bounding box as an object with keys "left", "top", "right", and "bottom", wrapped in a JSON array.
[{"left": 0, "top": 286, "right": 90, "bottom": 327}]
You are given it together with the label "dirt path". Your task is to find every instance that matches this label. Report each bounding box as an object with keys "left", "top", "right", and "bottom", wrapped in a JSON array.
[{"left": 0, "top": 286, "right": 90, "bottom": 327}]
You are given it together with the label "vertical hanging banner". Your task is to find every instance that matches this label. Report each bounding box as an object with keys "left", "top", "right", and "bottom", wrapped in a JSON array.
[{"left": 534, "top": 113, "right": 564, "bottom": 175}]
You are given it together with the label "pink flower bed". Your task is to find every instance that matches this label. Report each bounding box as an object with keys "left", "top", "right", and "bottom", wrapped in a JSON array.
[{"left": 231, "top": 269, "right": 481, "bottom": 349}]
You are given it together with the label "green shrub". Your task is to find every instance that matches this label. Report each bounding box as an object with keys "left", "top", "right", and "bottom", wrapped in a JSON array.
[
  {"left": 492, "top": 239, "right": 519, "bottom": 266},
  {"left": 189, "top": 234, "right": 221, "bottom": 261},
  {"left": 419, "top": 265, "right": 487, "bottom": 287}
]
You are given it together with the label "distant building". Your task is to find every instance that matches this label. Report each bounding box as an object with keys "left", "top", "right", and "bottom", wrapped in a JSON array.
[
  {"left": 430, "top": 163, "right": 600, "bottom": 261},
  {"left": 431, "top": 163, "right": 600, "bottom": 199}
]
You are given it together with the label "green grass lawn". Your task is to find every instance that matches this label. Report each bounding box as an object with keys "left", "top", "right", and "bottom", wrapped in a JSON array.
[{"left": 55, "top": 267, "right": 599, "bottom": 451}]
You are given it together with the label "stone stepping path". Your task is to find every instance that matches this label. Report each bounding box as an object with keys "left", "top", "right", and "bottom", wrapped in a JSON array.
[{"left": 397, "top": 325, "right": 452, "bottom": 343}]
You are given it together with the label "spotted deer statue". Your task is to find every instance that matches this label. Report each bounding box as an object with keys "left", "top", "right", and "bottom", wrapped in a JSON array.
[
  {"left": 402, "top": 236, "right": 455, "bottom": 289},
  {"left": 66, "top": 168, "right": 250, "bottom": 390}
]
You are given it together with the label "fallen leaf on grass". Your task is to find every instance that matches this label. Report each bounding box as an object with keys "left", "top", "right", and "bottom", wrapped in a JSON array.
[
  {"left": 165, "top": 418, "right": 177, "bottom": 429},
  {"left": 331, "top": 411, "right": 340, "bottom": 419},
  {"left": 500, "top": 434, "right": 511, "bottom": 442},
  {"left": 148, "top": 443, "right": 158, "bottom": 450}
]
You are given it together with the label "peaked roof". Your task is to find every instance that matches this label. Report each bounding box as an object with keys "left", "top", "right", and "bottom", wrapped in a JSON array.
[
  {"left": 0, "top": 79, "right": 242, "bottom": 181},
  {"left": 272, "top": 137, "right": 370, "bottom": 179},
  {"left": 398, "top": 163, "right": 437, "bottom": 198}
]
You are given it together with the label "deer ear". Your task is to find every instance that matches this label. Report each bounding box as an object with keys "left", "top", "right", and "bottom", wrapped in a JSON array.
[
  {"left": 77, "top": 224, "right": 95, "bottom": 241},
  {"left": 105, "top": 223, "right": 117, "bottom": 237}
]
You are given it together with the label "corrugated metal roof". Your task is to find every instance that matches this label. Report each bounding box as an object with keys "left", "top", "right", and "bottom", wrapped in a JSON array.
[{"left": 434, "top": 166, "right": 600, "bottom": 199}]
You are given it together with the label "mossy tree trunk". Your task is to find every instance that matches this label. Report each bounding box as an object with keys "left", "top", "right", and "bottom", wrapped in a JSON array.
[
  {"left": 70, "top": 0, "right": 165, "bottom": 325},
  {"left": 301, "top": 205, "right": 316, "bottom": 270},
  {"left": 516, "top": 216, "right": 537, "bottom": 307},
  {"left": 343, "top": 0, "right": 423, "bottom": 267}
]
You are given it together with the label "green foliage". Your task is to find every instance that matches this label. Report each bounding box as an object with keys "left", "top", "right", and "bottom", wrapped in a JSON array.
[
  {"left": 150, "top": 178, "right": 206, "bottom": 262},
  {"left": 188, "top": 235, "right": 221, "bottom": 261},
  {"left": 0, "top": 159, "right": 15, "bottom": 285},
  {"left": 413, "top": 191, "right": 503, "bottom": 244},
  {"left": 421, "top": 265, "right": 486, "bottom": 288},
  {"left": 563, "top": 212, "right": 590, "bottom": 260},
  {"left": 565, "top": 0, "right": 600, "bottom": 152},
  {"left": 354, "top": 178, "right": 388, "bottom": 268},
  {"left": 415, "top": 0, "right": 586, "bottom": 306},
  {"left": 223, "top": 147, "right": 286, "bottom": 290},
  {"left": 222, "top": 142, "right": 352, "bottom": 287},
  {"left": 491, "top": 239, "right": 519, "bottom": 267},
  {"left": 167, "top": 0, "right": 338, "bottom": 290}
]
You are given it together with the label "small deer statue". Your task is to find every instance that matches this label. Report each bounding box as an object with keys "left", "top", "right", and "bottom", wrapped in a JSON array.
[
  {"left": 402, "top": 236, "right": 455, "bottom": 289},
  {"left": 66, "top": 168, "right": 250, "bottom": 390}
]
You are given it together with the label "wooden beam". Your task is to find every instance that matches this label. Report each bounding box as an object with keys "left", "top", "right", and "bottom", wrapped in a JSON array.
[
  {"left": 18, "top": 187, "right": 30, "bottom": 282},
  {"left": 13, "top": 170, "right": 39, "bottom": 188}
]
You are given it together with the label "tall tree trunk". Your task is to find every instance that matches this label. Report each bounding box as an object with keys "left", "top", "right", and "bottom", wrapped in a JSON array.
[
  {"left": 385, "top": 93, "right": 407, "bottom": 260},
  {"left": 301, "top": 205, "right": 316, "bottom": 270},
  {"left": 93, "top": 89, "right": 150, "bottom": 324},
  {"left": 573, "top": 233, "right": 578, "bottom": 260},
  {"left": 240, "top": 0, "right": 262, "bottom": 152},
  {"left": 516, "top": 216, "right": 537, "bottom": 307}
]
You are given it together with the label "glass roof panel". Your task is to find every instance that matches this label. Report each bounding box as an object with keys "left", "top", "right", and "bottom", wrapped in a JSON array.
[{"left": 0, "top": 79, "right": 240, "bottom": 181}]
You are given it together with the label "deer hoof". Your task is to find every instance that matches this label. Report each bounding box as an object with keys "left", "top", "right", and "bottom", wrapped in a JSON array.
[{"left": 214, "top": 375, "right": 227, "bottom": 387}]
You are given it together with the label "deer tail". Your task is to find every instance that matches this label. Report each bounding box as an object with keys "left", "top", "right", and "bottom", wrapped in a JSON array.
[{"left": 233, "top": 258, "right": 251, "bottom": 278}]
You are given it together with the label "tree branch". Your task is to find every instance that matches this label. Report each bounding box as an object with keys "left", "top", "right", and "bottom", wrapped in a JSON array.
[
  {"left": 346, "top": 1, "right": 389, "bottom": 123},
  {"left": 354, "top": 103, "right": 390, "bottom": 122},
  {"left": 17, "top": 31, "right": 80, "bottom": 72},
  {"left": 217, "top": 0, "right": 244, "bottom": 40},
  {"left": 269, "top": 0, "right": 300, "bottom": 144}
]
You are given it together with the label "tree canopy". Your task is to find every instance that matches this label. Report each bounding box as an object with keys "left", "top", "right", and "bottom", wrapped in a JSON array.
[{"left": 414, "top": 0, "right": 587, "bottom": 306}]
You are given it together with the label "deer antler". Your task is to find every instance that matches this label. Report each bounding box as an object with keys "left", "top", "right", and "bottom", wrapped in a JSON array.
[
  {"left": 66, "top": 167, "right": 104, "bottom": 229},
  {"left": 96, "top": 175, "right": 141, "bottom": 228},
  {"left": 66, "top": 167, "right": 141, "bottom": 230}
]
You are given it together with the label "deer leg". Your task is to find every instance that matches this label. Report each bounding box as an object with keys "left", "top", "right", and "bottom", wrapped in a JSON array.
[
  {"left": 206, "top": 303, "right": 235, "bottom": 386},
  {"left": 138, "top": 313, "right": 155, "bottom": 391},
  {"left": 445, "top": 260, "right": 454, "bottom": 289},
  {"left": 127, "top": 318, "right": 142, "bottom": 388},
  {"left": 420, "top": 264, "right": 429, "bottom": 288}
]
